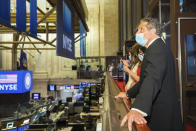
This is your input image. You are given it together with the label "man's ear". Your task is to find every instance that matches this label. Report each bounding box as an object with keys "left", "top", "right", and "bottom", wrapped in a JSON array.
[{"left": 151, "top": 28, "right": 156, "bottom": 34}]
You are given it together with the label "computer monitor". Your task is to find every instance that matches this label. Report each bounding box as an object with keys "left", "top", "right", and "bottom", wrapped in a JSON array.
[
  {"left": 96, "top": 83, "right": 101, "bottom": 86},
  {"left": 90, "top": 83, "right": 96, "bottom": 86},
  {"left": 48, "top": 84, "right": 56, "bottom": 91},
  {"left": 66, "top": 97, "right": 72, "bottom": 102},
  {"left": 80, "top": 82, "right": 87, "bottom": 87},
  {"left": 72, "top": 65, "right": 77, "bottom": 70},
  {"left": 74, "top": 85, "right": 80, "bottom": 89},
  {"left": 32, "top": 93, "right": 40, "bottom": 100},
  {"left": 33, "top": 114, "right": 39, "bottom": 121},
  {"left": 6, "top": 122, "right": 14, "bottom": 128},
  {"left": 66, "top": 85, "right": 71, "bottom": 89},
  {"left": 76, "top": 93, "right": 83, "bottom": 100}
]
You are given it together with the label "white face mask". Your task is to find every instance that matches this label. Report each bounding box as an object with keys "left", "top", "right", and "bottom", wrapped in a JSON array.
[
  {"left": 138, "top": 54, "right": 144, "bottom": 61},
  {"left": 135, "top": 33, "right": 148, "bottom": 47}
]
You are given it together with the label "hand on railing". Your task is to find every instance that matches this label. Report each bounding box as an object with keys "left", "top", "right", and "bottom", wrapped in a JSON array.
[
  {"left": 120, "top": 110, "right": 147, "bottom": 131},
  {"left": 115, "top": 92, "right": 128, "bottom": 99}
]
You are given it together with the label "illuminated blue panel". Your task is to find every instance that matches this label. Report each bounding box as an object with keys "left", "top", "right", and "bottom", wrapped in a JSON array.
[
  {"left": 18, "top": 124, "right": 29, "bottom": 131},
  {"left": 0, "top": 71, "right": 33, "bottom": 93}
]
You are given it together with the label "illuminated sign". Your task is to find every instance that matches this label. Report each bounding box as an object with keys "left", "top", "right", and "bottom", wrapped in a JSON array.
[
  {"left": 63, "top": 34, "right": 73, "bottom": 52},
  {"left": 0, "top": 71, "right": 33, "bottom": 93}
]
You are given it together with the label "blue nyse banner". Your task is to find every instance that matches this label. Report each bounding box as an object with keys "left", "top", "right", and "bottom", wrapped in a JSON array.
[
  {"left": 80, "top": 21, "right": 86, "bottom": 57},
  {"left": 0, "top": 0, "right": 11, "bottom": 26},
  {"left": 56, "top": 0, "right": 75, "bottom": 59},
  {"left": 0, "top": 71, "right": 33, "bottom": 94},
  {"left": 16, "top": 0, "right": 26, "bottom": 32},
  {"left": 20, "top": 50, "right": 28, "bottom": 70},
  {"left": 30, "top": 0, "right": 37, "bottom": 37}
]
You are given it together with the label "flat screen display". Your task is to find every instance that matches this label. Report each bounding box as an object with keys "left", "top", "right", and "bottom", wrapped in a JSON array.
[
  {"left": 66, "top": 85, "right": 71, "bottom": 89},
  {"left": 32, "top": 93, "right": 40, "bottom": 100},
  {"left": 6, "top": 122, "right": 14, "bottom": 128},
  {"left": 74, "top": 85, "right": 80, "bottom": 89},
  {"left": 48, "top": 84, "right": 56, "bottom": 91},
  {"left": 80, "top": 82, "right": 88, "bottom": 87},
  {"left": 96, "top": 83, "right": 101, "bottom": 86}
]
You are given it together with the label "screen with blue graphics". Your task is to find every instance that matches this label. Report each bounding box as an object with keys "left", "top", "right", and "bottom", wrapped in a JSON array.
[{"left": 0, "top": 71, "right": 33, "bottom": 93}]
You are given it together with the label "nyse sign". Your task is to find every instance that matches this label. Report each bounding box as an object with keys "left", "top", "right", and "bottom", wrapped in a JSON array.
[
  {"left": 0, "top": 84, "right": 17, "bottom": 91},
  {"left": 0, "top": 71, "right": 32, "bottom": 94},
  {"left": 63, "top": 34, "right": 72, "bottom": 52},
  {"left": 0, "top": 74, "right": 18, "bottom": 91}
]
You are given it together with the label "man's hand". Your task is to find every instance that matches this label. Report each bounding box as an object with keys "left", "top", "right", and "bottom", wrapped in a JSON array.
[
  {"left": 121, "top": 110, "right": 147, "bottom": 131},
  {"left": 115, "top": 92, "right": 128, "bottom": 99},
  {"left": 123, "top": 65, "right": 130, "bottom": 73}
]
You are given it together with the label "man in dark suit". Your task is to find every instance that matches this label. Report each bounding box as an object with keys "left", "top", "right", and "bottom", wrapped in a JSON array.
[{"left": 115, "top": 18, "right": 183, "bottom": 131}]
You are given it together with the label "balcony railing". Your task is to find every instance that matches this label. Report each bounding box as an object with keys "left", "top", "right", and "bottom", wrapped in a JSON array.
[{"left": 102, "top": 72, "right": 150, "bottom": 131}]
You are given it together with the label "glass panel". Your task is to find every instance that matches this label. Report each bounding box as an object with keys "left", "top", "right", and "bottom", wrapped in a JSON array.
[
  {"left": 185, "top": 35, "right": 196, "bottom": 81},
  {"left": 77, "top": 57, "right": 105, "bottom": 79},
  {"left": 180, "top": 0, "right": 196, "bottom": 13}
]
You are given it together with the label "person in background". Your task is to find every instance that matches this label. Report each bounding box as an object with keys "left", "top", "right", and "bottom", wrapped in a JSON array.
[
  {"left": 135, "top": 46, "right": 146, "bottom": 78},
  {"left": 123, "top": 44, "right": 141, "bottom": 91},
  {"left": 120, "top": 46, "right": 146, "bottom": 103},
  {"left": 115, "top": 17, "right": 183, "bottom": 131},
  {"left": 118, "top": 58, "right": 124, "bottom": 72},
  {"left": 109, "top": 63, "right": 114, "bottom": 76}
]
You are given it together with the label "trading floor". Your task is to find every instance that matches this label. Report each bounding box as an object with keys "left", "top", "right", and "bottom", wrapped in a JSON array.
[{"left": 1, "top": 0, "right": 196, "bottom": 131}]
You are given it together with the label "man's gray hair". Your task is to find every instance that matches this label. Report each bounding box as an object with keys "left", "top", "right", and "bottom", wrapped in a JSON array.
[{"left": 140, "top": 17, "right": 161, "bottom": 36}]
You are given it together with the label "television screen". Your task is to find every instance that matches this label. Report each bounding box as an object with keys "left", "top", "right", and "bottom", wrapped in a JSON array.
[
  {"left": 48, "top": 85, "right": 56, "bottom": 91},
  {"left": 32, "top": 93, "right": 40, "bottom": 100},
  {"left": 74, "top": 85, "right": 80, "bottom": 89},
  {"left": 66, "top": 85, "right": 71, "bottom": 89},
  {"left": 96, "top": 83, "right": 101, "bottom": 86},
  {"left": 72, "top": 65, "right": 77, "bottom": 70},
  {"left": 66, "top": 97, "right": 72, "bottom": 102},
  {"left": 80, "top": 82, "right": 88, "bottom": 87},
  {"left": 90, "top": 83, "right": 96, "bottom": 86},
  {"left": 76, "top": 93, "right": 83, "bottom": 99}
]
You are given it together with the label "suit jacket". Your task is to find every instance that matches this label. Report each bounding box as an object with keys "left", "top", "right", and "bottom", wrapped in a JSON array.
[{"left": 127, "top": 38, "right": 183, "bottom": 131}]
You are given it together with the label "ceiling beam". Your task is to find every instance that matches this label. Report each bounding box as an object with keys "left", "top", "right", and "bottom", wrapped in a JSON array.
[
  {"left": 0, "top": 41, "right": 45, "bottom": 44},
  {"left": 0, "top": 45, "right": 12, "bottom": 49},
  {"left": 37, "top": 7, "right": 56, "bottom": 25},
  {"left": 0, "top": 48, "right": 56, "bottom": 50},
  {"left": 27, "top": 36, "right": 41, "bottom": 54},
  {"left": 47, "top": 0, "right": 55, "bottom": 7}
]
